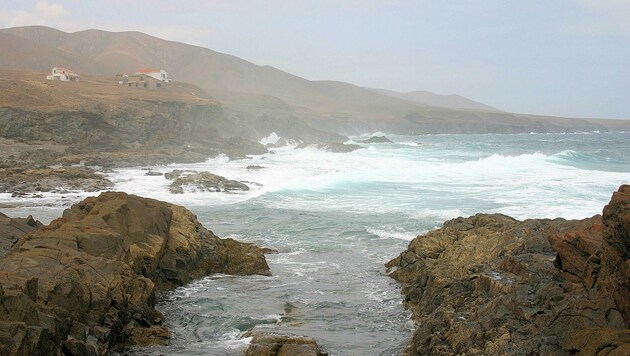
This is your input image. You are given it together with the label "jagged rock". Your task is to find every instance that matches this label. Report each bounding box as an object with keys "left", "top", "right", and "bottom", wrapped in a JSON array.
[
  {"left": 602, "top": 185, "right": 630, "bottom": 327},
  {"left": 296, "top": 142, "right": 362, "bottom": 153},
  {"left": 387, "top": 186, "right": 630, "bottom": 355},
  {"left": 164, "top": 169, "right": 185, "bottom": 180},
  {"left": 247, "top": 165, "right": 266, "bottom": 170},
  {"left": 17, "top": 149, "right": 63, "bottom": 165},
  {"left": 169, "top": 171, "right": 249, "bottom": 194},
  {"left": 0, "top": 192, "right": 270, "bottom": 355},
  {"left": 356, "top": 135, "right": 392, "bottom": 144},
  {"left": 0, "top": 213, "right": 42, "bottom": 257},
  {"left": 548, "top": 216, "right": 604, "bottom": 288},
  {"left": 244, "top": 333, "right": 328, "bottom": 356},
  {"left": 144, "top": 170, "right": 163, "bottom": 176},
  {"left": 0, "top": 166, "right": 112, "bottom": 193},
  {"left": 320, "top": 142, "right": 362, "bottom": 153}
]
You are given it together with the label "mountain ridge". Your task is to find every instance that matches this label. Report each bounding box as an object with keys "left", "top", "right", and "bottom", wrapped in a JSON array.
[
  {"left": 1, "top": 25, "right": 629, "bottom": 136},
  {"left": 0, "top": 26, "right": 484, "bottom": 117},
  {"left": 373, "top": 88, "right": 501, "bottom": 112}
]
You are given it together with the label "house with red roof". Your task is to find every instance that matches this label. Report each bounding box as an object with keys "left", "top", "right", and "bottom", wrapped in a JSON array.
[
  {"left": 134, "top": 68, "right": 171, "bottom": 83},
  {"left": 118, "top": 68, "right": 171, "bottom": 88},
  {"left": 46, "top": 67, "right": 80, "bottom": 82}
]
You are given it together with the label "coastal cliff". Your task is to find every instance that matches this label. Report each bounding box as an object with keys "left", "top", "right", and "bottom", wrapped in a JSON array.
[
  {"left": 387, "top": 185, "right": 630, "bottom": 355},
  {"left": 0, "top": 69, "right": 346, "bottom": 168},
  {"left": 0, "top": 192, "right": 270, "bottom": 355}
]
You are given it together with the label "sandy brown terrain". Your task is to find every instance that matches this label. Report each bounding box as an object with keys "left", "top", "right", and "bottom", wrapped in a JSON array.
[{"left": 0, "top": 69, "right": 212, "bottom": 111}]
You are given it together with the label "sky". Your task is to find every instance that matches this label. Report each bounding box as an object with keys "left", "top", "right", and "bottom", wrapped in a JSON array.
[{"left": 1, "top": 0, "right": 629, "bottom": 119}]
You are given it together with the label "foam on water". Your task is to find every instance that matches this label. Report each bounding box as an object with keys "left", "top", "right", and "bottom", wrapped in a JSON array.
[
  {"left": 365, "top": 225, "right": 417, "bottom": 241},
  {"left": 259, "top": 132, "right": 281, "bottom": 145},
  {"left": 5, "top": 134, "right": 628, "bottom": 222}
]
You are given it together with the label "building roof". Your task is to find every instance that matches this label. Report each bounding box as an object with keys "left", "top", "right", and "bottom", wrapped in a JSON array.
[
  {"left": 53, "top": 67, "right": 79, "bottom": 75},
  {"left": 136, "top": 68, "right": 163, "bottom": 74}
]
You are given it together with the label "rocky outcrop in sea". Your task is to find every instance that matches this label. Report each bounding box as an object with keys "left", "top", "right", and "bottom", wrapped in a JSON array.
[
  {"left": 243, "top": 332, "right": 328, "bottom": 356},
  {"left": 0, "top": 192, "right": 270, "bottom": 355},
  {"left": 296, "top": 142, "right": 362, "bottom": 153},
  {"left": 356, "top": 135, "right": 392, "bottom": 144},
  {"left": 166, "top": 170, "right": 250, "bottom": 194},
  {"left": 387, "top": 185, "right": 630, "bottom": 355}
]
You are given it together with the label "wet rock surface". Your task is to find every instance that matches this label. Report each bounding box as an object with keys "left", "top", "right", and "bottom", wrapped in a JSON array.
[
  {"left": 168, "top": 171, "right": 250, "bottom": 194},
  {"left": 0, "top": 166, "right": 112, "bottom": 194},
  {"left": 356, "top": 135, "right": 392, "bottom": 144},
  {"left": 243, "top": 332, "right": 328, "bottom": 356},
  {"left": 0, "top": 192, "right": 270, "bottom": 355},
  {"left": 387, "top": 185, "right": 630, "bottom": 355},
  {"left": 297, "top": 142, "right": 362, "bottom": 153}
]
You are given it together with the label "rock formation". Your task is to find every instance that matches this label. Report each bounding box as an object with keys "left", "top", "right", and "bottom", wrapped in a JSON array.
[
  {"left": 244, "top": 332, "right": 328, "bottom": 356},
  {"left": 387, "top": 185, "right": 630, "bottom": 355},
  {"left": 0, "top": 192, "right": 270, "bottom": 355},
  {"left": 0, "top": 212, "right": 42, "bottom": 257},
  {"left": 296, "top": 142, "right": 362, "bottom": 153},
  {"left": 0, "top": 166, "right": 112, "bottom": 194},
  {"left": 167, "top": 171, "right": 250, "bottom": 194},
  {"left": 356, "top": 135, "right": 392, "bottom": 144}
]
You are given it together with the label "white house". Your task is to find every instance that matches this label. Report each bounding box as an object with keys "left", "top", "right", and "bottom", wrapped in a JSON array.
[
  {"left": 46, "top": 67, "right": 80, "bottom": 82},
  {"left": 134, "top": 68, "right": 171, "bottom": 83}
]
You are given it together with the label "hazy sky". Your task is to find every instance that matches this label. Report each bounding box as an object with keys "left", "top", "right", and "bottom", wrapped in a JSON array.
[{"left": 1, "top": 0, "right": 629, "bottom": 119}]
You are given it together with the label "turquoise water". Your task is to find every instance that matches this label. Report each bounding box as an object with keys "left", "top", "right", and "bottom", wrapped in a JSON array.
[{"left": 2, "top": 132, "right": 629, "bottom": 355}]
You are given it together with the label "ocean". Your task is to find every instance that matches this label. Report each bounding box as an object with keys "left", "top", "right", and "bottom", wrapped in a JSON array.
[{"left": 2, "top": 132, "right": 629, "bottom": 355}]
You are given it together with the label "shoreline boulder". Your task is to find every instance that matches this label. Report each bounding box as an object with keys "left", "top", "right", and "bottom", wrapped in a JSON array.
[
  {"left": 169, "top": 171, "right": 250, "bottom": 194},
  {"left": 356, "top": 135, "right": 392, "bottom": 144},
  {"left": 0, "top": 191, "right": 270, "bottom": 355},
  {"left": 244, "top": 332, "right": 328, "bottom": 356}
]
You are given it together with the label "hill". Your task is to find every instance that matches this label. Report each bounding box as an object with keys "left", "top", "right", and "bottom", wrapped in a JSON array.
[
  {"left": 0, "top": 25, "right": 431, "bottom": 121},
  {"left": 1, "top": 25, "right": 629, "bottom": 135},
  {"left": 373, "top": 88, "right": 500, "bottom": 112},
  {"left": 0, "top": 69, "right": 340, "bottom": 167}
]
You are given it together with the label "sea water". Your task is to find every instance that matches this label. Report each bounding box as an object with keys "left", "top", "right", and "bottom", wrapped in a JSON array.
[{"left": 2, "top": 132, "right": 629, "bottom": 355}]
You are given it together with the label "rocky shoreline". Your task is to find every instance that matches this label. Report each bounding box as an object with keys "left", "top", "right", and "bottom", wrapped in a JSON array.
[
  {"left": 0, "top": 164, "right": 113, "bottom": 196},
  {"left": 386, "top": 185, "right": 630, "bottom": 355},
  {"left": 0, "top": 192, "right": 270, "bottom": 355},
  {"left": 1, "top": 184, "right": 628, "bottom": 355}
]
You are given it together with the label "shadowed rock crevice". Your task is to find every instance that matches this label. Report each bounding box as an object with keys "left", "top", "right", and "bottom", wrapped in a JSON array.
[
  {"left": 0, "top": 213, "right": 42, "bottom": 257},
  {"left": 0, "top": 191, "right": 270, "bottom": 355}
]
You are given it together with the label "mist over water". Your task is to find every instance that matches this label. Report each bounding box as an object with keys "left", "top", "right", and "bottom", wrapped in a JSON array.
[{"left": 3, "top": 132, "right": 629, "bottom": 355}]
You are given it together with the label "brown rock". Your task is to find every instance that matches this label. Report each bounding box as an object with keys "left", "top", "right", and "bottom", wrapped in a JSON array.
[
  {"left": 169, "top": 171, "right": 249, "bottom": 194},
  {"left": 602, "top": 184, "right": 630, "bottom": 326},
  {"left": 356, "top": 135, "right": 392, "bottom": 144},
  {"left": 0, "top": 212, "right": 41, "bottom": 257},
  {"left": 0, "top": 166, "right": 112, "bottom": 194},
  {"left": 387, "top": 186, "right": 630, "bottom": 356},
  {"left": 244, "top": 333, "right": 328, "bottom": 356},
  {"left": 317, "top": 142, "right": 362, "bottom": 153},
  {"left": 548, "top": 216, "right": 604, "bottom": 288},
  {"left": 0, "top": 191, "right": 270, "bottom": 355}
]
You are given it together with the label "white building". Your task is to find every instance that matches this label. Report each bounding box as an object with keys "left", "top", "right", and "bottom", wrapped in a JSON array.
[
  {"left": 135, "top": 68, "right": 171, "bottom": 82},
  {"left": 46, "top": 67, "right": 80, "bottom": 82}
]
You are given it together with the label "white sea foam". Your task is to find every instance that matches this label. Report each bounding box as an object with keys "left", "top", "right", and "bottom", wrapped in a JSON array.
[
  {"left": 366, "top": 226, "right": 416, "bottom": 241},
  {"left": 3, "top": 135, "right": 629, "bottom": 222},
  {"left": 260, "top": 132, "right": 281, "bottom": 145}
]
